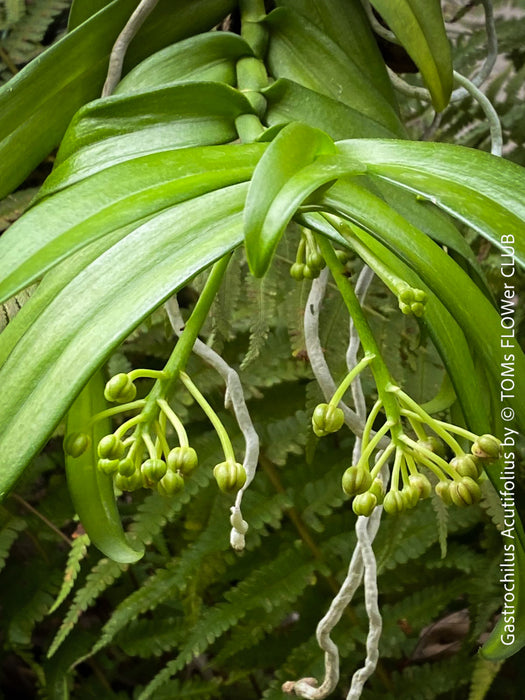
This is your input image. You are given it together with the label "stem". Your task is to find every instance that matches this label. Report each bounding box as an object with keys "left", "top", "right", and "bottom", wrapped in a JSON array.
[
  {"left": 142, "top": 432, "right": 158, "bottom": 461},
  {"left": 330, "top": 355, "right": 375, "bottom": 408},
  {"left": 154, "top": 421, "right": 171, "bottom": 459},
  {"left": 369, "top": 443, "right": 395, "bottom": 481},
  {"left": 179, "top": 372, "right": 236, "bottom": 463},
  {"left": 139, "top": 255, "right": 231, "bottom": 423},
  {"left": 316, "top": 234, "right": 403, "bottom": 438},
  {"left": 361, "top": 400, "right": 383, "bottom": 454},
  {"left": 89, "top": 400, "right": 146, "bottom": 425},
  {"left": 128, "top": 369, "right": 166, "bottom": 382},
  {"left": 11, "top": 495, "right": 72, "bottom": 547},
  {"left": 157, "top": 399, "right": 189, "bottom": 447},
  {"left": 390, "top": 449, "right": 403, "bottom": 491},
  {"left": 360, "top": 421, "right": 394, "bottom": 466},
  {"left": 401, "top": 435, "right": 459, "bottom": 480},
  {"left": 114, "top": 414, "right": 145, "bottom": 440},
  {"left": 391, "top": 387, "right": 464, "bottom": 456}
]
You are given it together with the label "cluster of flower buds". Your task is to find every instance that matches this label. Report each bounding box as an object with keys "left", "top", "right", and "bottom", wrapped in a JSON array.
[
  {"left": 290, "top": 228, "right": 326, "bottom": 280},
  {"left": 336, "top": 385, "right": 502, "bottom": 517},
  {"left": 397, "top": 283, "right": 428, "bottom": 317},
  {"left": 64, "top": 369, "right": 247, "bottom": 498}
]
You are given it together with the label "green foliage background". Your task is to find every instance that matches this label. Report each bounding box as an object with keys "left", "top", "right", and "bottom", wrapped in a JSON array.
[{"left": 0, "top": 1, "right": 525, "bottom": 699}]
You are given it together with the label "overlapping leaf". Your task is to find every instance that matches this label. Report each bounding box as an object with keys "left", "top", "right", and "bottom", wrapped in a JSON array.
[
  {"left": 369, "top": 0, "right": 453, "bottom": 110},
  {"left": 0, "top": 185, "right": 249, "bottom": 497},
  {"left": 0, "top": 0, "right": 234, "bottom": 199}
]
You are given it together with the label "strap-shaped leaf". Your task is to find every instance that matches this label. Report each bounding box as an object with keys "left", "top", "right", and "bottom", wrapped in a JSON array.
[
  {"left": 245, "top": 122, "right": 347, "bottom": 276},
  {"left": 115, "top": 32, "right": 252, "bottom": 94},
  {"left": 321, "top": 180, "right": 525, "bottom": 431},
  {"left": 335, "top": 139, "right": 525, "bottom": 267},
  {"left": 0, "top": 185, "right": 247, "bottom": 499},
  {"left": 264, "top": 7, "right": 405, "bottom": 136},
  {"left": 0, "top": 0, "right": 234, "bottom": 199},
  {"left": 0, "top": 143, "right": 264, "bottom": 302},
  {"left": 276, "top": 0, "right": 398, "bottom": 107},
  {"left": 263, "top": 79, "right": 400, "bottom": 140},
  {"left": 46, "top": 83, "right": 255, "bottom": 191},
  {"left": 68, "top": 0, "right": 112, "bottom": 29},
  {"left": 369, "top": 0, "right": 453, "bottom": 111}
]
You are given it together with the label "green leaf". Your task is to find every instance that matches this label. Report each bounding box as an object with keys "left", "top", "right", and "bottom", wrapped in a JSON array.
[
  {"left": 275, "top": 0, "right": 398, "bottom": 107},
  {"left": 335, "top": 139, "right": 525, "bottom": 267},
  {"left": 264, "top": 7, "right": 405, "bottom": 136},
  {"left": 115, "top": 32, "right": 252, "bottom": 94},
  {"left": 369, "top": 0, "right": 453, "bottom": 110},
  {"left": 0, "top": 185, "right": 248, "bottom": 499},
  {"left": 46, "top": 82, "right": 255, "bottom": 191},
  {"left": 0, "top": 143, "right": 264, "bottom": 302},
  {"left": 263, "top": 79, "right": 401, "bottom": 140},
  {"left": 0, "top": 0, "right": 235, "bottom": 199},
  {"left": 244, "top": 122, "right": 343, "bottom": 276}
]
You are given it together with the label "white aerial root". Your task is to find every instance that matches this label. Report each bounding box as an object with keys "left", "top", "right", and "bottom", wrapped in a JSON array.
[
  {"left": 165, "top": 296, "right": 259, "bottom": 551},
  {"left": 285, "top": 265, "right": 386, "bottom": 698}
]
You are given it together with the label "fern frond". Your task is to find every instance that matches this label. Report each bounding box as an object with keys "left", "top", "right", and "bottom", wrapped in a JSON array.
[
  {"left": 139, "top": 546, "right": 319, "bottom": 698},
  {"left": 0, "top": 507, "right": 26, "bottom": 573},
  {"left": 431, "top": 489, "right": 449, "bottom": 558},
  {"left": 2, "top": 0, "right": 70, "bottom": 63},
  {"left": 8, "top": 565, "right": 62, "bottom": 647},
  {"left": 479, "top": 479, "right": 505, "bottom": 530},
  {"left": 468, "top": 656, "right": 503, "bottom": 700},
  {"left": 48, "top": 558, "right": 126, "bottom": 658},
  {"left": 48, "top": 533, "right": 90, "bottom": 614},
  {"left": 117, "top": 616, "right": 185, "bottom": 658}
]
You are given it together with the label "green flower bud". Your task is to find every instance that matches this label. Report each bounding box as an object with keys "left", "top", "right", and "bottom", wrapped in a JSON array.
[
  {"left": 435, "top": 480, "right": 452, "bottom": 505},
  {"left": 114, "top": 470, "right": 142, "bottom": 492},
  {"left": 411, "top": 302, "right": 425, "bottom": 317},
  {"left": 400, "top": 485, "right": 419, "bottom": 509},
  {"left": 450, "top": 455, "right": 480, "bottom": 480},
  {"left": 290, "top": 262, "right": 305, "bottom": 281},
  {"left": 141, "top": 458, "right": 167, "bottom": 484},
  {"left": 64, "top": 432, "right": 90, "bottom": 458},
  {"left": 399, "top": 302, "right": 412, "bottom": 315},
  {"left": 306, "top": 251, "right": 324, "bottom": 272},
  {"left": 471, "top": 434, "right": 501, "bottom": 463},
  {"left": 408, "top": 473, "right": 432, "bottom": 499},
  {"left": 213, "top": 460, "right": 247, "bottom": 493},
  {"left": 398, "top": 285, "right": 414, "bottom": 304},
  {"left": 166, "top": 446, "right": 198, "bottom": 475},
  {"left": 369, "top": 478, "right": 385, "bottom": 505},
  {"left": 335, "top": 249, "right": 350, "bottom": 264},
  {"left": 352, "top": 492, "right": 377, "bottom": 517},
  {"left": 104, "top": 373, "right": 136, "bottom": 404},
  {"left": 312, "top": 403, "right": 345, "bottom": 437},
  {"left": 413, "top": 289, "right": 427, "bottom": 303},
  {"left": 117, "top": 457, "right": 136, "bottom": 477},
  {"left": 383, "top": 490, "right": 404, "bottom": 514},
  {"left": 342, "top": 466, "right": 372, "bottom": 497},
  {"left": 157, "top": 470, "right": 185, "bottom": 496},
  {"left": 417, "top": 436, "right": 448, "bottom": 460},
  {"left": 302, "top": 264, "right": 316, "bottom": 279},
  {"left": 98, "top": 434, "right": 125, "bottom": 460},
  {"left": 97, "top": 457, "right": 120, "bottom": 476},
  {"left": 449, "top": 476, "right": 481, "bottom": 507}
]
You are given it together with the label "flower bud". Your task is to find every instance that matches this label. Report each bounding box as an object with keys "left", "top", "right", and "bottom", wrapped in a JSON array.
[
  {"left": 383, "top": 490, "right": 404, "bottom": 514},
  {"left": 342, "top": 466, "right": 372, "bottom": 496},
  {"left": 167, "top": 446, "right": 198, "bottom": 475},
  {"left": 352, "top": 492, "right": 377, "bottom": 517},
  {"left": 398, "top": 285, "right": 414, "bottom": 304},
  {"left": 335, "top": 249, "right": 349, "bottom": 264},
  {"left": 141, "top": 458, "right": 167, "bottom": 484},
  {"left": 104, "top": 373, "right": 136, "bottom": 403},
  {"left": 408, "top": 473, "right": 432, "bottom": 499},
  {"left": 117, "top": 457, "right": 136, "bottom": 477},
  {"left": 450, "top": 455, "right": 479, "bottom": 480},
  {"left": 213, "top": 461, "right": 247, "bottom": 493},
  {"left": 290, "top": 262, "right": 305, "bottom": 281},
  {"left": 98, "top": 434, "right": 125, "bottom": 460},
  {"left": 97, "top": 457, "right": 120, "bottom": 475},
  {"left": 471, "top": 434, "right": 501, "bottom": 463},
  {"left": 306, "top": 251, "right": 324, "bottom": 272},
  {"left": 114, "top": 470, "right": 142, "bottom": 492},
  {"left": 435, "top": 480, "right": 452, "bottom": 505},
  {"left": 400, "top": 485, "right": 419, "bottom": 509},
  {"left": 64, "top": 432, "right": 90, "bottom": 458},
  {"left": 302, "top": 264, "right": 315, "bottom": 279},
  {"left": 411, "top": 302, "right": 425, "bottom": 317},
  {"left": 157, "top": 470, "right": 185, "bottom": 496},
  {"left": 312, "top": 403, "right": 345, "bottom": 437},
  {"left": 449, "top": 476, "right": 481, "bottom": 507},
  {"left": 413, "top": 289, "right": 427, "bottom": 304},
  {"left": 369, "top": 478, "right": 385, "bottom": 505}
]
